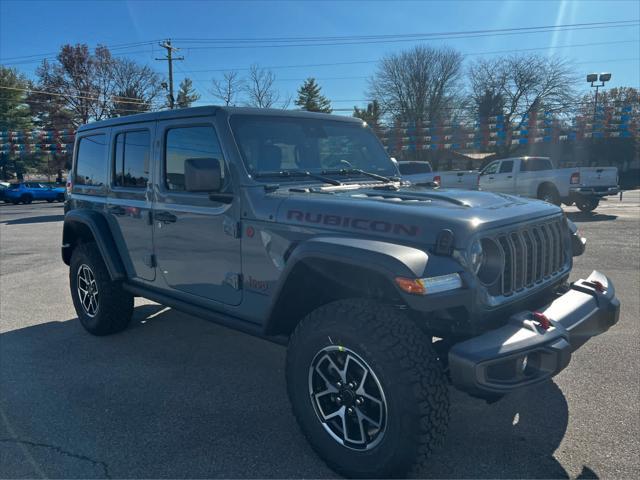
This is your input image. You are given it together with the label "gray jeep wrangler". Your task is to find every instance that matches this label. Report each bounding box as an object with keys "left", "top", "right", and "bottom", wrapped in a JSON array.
[{"left": 63, "top": 107, "right": 619, "bottom": 478}]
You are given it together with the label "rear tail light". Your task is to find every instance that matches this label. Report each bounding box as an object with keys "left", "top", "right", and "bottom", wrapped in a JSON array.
[
  {"left": 570, "top": 171, "right": 580, "bottom": 185},
  {"left": 433, "top": 175, "right": 441, "bottom": 185}
]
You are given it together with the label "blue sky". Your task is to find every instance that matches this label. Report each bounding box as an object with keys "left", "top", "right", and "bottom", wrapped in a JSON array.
[{"left": 1, "top": 0, "right": 638, "bottom": 114}]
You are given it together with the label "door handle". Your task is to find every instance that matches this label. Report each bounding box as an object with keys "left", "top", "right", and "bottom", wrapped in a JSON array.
[
  {"left": 155, "top": 211, "right": 177, "bottom": 223},
  {"left": 507, "top": 175, "right": 513, "bottom": 178},
  {"left": 108, "top": 206, "right": 126, "bottom": 216},
  {"left": 488, "top": 176, "right": 495, "bottom": 180}
]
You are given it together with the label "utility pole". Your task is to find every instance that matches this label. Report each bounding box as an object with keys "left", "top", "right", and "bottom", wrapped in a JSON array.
[{"left": 156, "top": 40, "right": 184, "bottom": 109}]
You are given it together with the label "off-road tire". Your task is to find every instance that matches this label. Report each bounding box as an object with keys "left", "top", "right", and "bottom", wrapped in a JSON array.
[
  {"left": 70, "top": 242, "right": 133, "bottom": 336},
  {"left": 286, "top": 299, "right": 449, "bottom": 478},
  {"left": 538, "top": 185, "right": 561, "bottom": 206},
  {"left": 575, "top": 196, "right": 599, "bottom": 213}
]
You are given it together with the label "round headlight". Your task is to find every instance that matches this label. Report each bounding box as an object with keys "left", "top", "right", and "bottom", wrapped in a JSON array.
[
  {"left": 476, "top": 238, "right": 504, "bottom": 286},
  {"left": 469, "top": 239, "right": 484, "bottom": 275}
]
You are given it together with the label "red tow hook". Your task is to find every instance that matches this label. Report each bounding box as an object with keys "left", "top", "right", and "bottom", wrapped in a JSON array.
[
  {"left": 592, "top": 280, "right": 606, "bottom": 293},
  {"left": 532, "top": 312, "right": 551, "bottom": 331}
]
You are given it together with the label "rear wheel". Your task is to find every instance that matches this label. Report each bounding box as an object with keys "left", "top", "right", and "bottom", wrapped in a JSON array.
[
  {"left": 538, "top": 185, "right": 561, "bottom": 206},
  {"left": 576, "top": 196, "right": 599, "bottom": 212},
  {"left": 70, "top": 242, "right": 133, "bottom": 335},
  {"left": 286, "top": 299, "right": 449, "bottom": 478}
]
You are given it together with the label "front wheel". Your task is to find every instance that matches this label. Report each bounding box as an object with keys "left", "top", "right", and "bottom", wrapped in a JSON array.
[
  {"left": 286, "top": 299, "right": 449, "bottom": 478},
  {"left": 576, "top": 196, "right": 599, "bottom": 212},
  {"left": 70, "top": 242, "right": 133, "bottom": 335}
]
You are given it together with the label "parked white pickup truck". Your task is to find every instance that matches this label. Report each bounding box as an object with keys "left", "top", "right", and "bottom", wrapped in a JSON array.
[
  {"left": 397, "top": 161, "right": 478, "bottom": 190},
  {"left": 478, "top": 156, "right": 619, "bottom": 212}
]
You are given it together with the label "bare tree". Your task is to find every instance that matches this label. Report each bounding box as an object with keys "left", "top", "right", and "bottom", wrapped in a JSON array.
[
  {"left": 111, "top": 58, "right": 163, "bottom": 116},
  {"left": 368, "top": 45, "right": 464, "bottom": 124},
  {"left": 469, "top": 54, "right": 576, "bottom": 125},
  {"left": 211, "top": 71, "right": 243, "bottom": 106},
  {"left": 245, "top": 64, "right": 280, "bottom": 108}
]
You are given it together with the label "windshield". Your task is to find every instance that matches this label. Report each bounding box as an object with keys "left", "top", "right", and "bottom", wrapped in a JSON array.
[{"left": 230, "top": 115, "right": 397, "bottom": 180}]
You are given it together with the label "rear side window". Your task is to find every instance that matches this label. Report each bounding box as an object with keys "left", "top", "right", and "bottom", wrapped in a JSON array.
[
  {"left": 398, "top": 162, "right": 432, "bottom": 175},
  {"left": 75, "top": 134, "right": 107, "bottom": 187},
  {"left": 165, "top": 126, "right": 225, "bottom": 191},
  {"left": 499, "top": 160, "right": 514, "bottom": 173},
  {"left": 521, "top": 158, "right": 552, "bottom": 172},
  {"left": 114, "top": 131, "right": 150, "bottom": 188}
]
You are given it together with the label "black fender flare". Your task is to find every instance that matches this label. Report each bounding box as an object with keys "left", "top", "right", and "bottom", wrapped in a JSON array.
[
  {"left": 62, "top": 209, "right": 126, "bottom": 280},
  {"left": 263, "top": 236, "right": 430, "bottom": 335}
]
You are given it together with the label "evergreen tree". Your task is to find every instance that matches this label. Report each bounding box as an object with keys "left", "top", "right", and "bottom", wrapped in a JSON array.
[
  {"left": 295, "top": 78, "right": 332, "bottom": 113},
  {"left": 353, "top": 100, "right": 382, "bottom": 130},
  {"left": 176, "top": 78, "right": 200, "bottom": 108},
  {"left": 0, "top": 66, "right": 33, "bottom": 131}
]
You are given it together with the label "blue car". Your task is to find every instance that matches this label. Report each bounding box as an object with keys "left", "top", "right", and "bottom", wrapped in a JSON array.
[{"left": 4, "top": 182, "right": 66, "bottom": 204}]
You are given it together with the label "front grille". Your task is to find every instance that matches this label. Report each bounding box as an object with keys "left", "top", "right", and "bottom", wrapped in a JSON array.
[{"left": 487, "top": 218, "right": 567, "bottom": 298}]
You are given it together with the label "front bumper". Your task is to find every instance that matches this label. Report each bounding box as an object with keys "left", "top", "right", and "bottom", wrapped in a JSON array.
[
  {"left": 448, "top": 271, "right": 619, "bottom": 397},
  {"left": 570, "top": 186, "right": 619, "bottom": 197}
]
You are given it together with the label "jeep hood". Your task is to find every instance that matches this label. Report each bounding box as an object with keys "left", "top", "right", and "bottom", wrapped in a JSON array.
[{"left": 274, "top": 184, "right": 561, "bottom": 248}]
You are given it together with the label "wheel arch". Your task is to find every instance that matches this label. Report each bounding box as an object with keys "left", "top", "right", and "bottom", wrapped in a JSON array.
[
  {"left": 263, "top": 237, "right": 428, "bottom": 336},
  {"left": 537, "top": 181, "right": 559, "bottom": 197},
  {"left": 62, "top": 210, "right": 126, "bottom": 280}
]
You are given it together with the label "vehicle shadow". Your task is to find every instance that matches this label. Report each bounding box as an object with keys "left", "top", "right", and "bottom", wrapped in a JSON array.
[
  {"left": 1, "top": 214, "right": 65, "bottom": 225},
  {"left": 565, "top": 211, "right": 617, "bottom": 223},
  {"left": 0, "top": 305, "right": 576, "bottom": 479}
]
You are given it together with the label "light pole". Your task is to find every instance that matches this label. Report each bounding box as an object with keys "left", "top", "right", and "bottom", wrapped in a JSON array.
[{"left": 587, "top": 72, "right": 611, "bottom": 121}]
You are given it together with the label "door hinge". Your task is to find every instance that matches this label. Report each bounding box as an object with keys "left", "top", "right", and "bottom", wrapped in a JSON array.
[
  {"left": 224, "top": 272, "right": 242, "bottom": 290},
  {"left": 143, "top": 254, "right": 157, "bottom": 268},
  {"left": 223, "top": 218, "right": 241, "bottom": 238}
]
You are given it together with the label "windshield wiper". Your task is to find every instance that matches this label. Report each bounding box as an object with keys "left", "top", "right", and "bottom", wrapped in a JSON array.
[
  {"left": 254, "top": 170, "right": 342, "bottom": 186},
  {"left": 322, "top": 168, "right": 397, "bottom": 183}
]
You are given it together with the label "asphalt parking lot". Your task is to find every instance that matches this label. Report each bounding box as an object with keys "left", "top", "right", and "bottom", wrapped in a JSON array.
[{"left": 1, "top": 192, "right": 638, "bottom": 479}]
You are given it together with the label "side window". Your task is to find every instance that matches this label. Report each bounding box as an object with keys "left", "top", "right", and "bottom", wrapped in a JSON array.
[
  {"left": 114, "top": 130, "right": 150, "bottom": 188},
  {"left": 521, "top": 158, "right": 552, "bottom": 172},
  {"left": 483, "top": 162, "right": 499, "bottom": 175},
  {"left": 165, "top": 126, "right": 225, "bottom": 192},
  {"left": 499, "top": 160, "right": 514, "bottom": 173},
  {"left": 75, "top": 134, "right": 107, "bottom": 187}
]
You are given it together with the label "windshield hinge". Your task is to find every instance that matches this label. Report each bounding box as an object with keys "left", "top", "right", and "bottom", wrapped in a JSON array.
[{"left": 223, "top": 218, "right": 241, "bottom": 238}]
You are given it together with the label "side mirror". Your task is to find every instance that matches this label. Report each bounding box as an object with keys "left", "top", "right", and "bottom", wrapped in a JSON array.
[{"left": 184, "top": 158, "right": 222, "bottom": 192}]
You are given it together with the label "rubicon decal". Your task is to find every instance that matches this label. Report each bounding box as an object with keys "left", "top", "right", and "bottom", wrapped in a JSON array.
[{"left": 287, "top": 210, "right": 419, "bottom": 237}]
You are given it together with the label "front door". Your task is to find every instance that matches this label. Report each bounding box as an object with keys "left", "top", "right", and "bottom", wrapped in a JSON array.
[
  {"left": 107, "top": 123, "right": 156, "bottom": 281},
  {"left": 478, "top": 161, "right": 500, "bottom": 191},
  {"left": 491, "top": 159, "right": 516, "bottom": 193},
  {"left": 152, "top": 117, "right": 242, "bottom": 306}
]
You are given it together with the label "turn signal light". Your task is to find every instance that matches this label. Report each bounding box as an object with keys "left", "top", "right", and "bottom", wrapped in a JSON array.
[
  {"left": 395, "top": 273, "right": 463, "bottom": 296},
  {"left": 433, "top": 175, "right": 441, "bottom": 185}
]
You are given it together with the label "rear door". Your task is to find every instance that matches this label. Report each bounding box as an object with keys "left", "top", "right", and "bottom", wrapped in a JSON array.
[
  {"left": 153, "top": 117, "right": 242, "bottom": 306},
  {"left": 106, "top": 123, "right": 156, "bottom": 282}
]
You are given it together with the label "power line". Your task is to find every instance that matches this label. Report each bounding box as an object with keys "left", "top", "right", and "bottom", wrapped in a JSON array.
[
  {"left": 0, "top": 40, "right": 159, "bottom": 63},
  {"left": 181, "top": 39, "right": 639, "bottom": 74},
  {"left": 173, "top": 22, "right": 639, "bottom": 50},
  {"left": 172, "top": 20, "right": 637, "bottom": 44}
]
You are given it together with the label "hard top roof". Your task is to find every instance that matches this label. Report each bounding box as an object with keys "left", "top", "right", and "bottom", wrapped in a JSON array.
[{"left": 76, "top": 106, "right": 364, "bottom": 133}]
